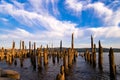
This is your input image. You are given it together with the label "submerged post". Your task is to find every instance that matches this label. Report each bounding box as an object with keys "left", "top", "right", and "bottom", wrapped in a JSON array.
[
  {"left": 56, "top": 65, "right": 65, "bottom": 80},
  {"left": 109, "top": 47, "right": 116, "bottom": 79}
]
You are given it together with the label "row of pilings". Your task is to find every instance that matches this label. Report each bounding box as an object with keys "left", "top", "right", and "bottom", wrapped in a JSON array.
[
  {"left": 56, "top": 33, "right": 78, "bottom": 80},
  {"left": 0, "top": 34, "right": 117, "bottom": 80},
  {"left": 81, "top": 35, "right": 116, "bottom": 80},
  {"left": 0, "top": 33, "right": 78, "bottom": 80}
]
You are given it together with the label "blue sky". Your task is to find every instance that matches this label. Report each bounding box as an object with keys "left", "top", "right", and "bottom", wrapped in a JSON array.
[{"left": 0, "top": 0, "right": 120, "bottom": 48}]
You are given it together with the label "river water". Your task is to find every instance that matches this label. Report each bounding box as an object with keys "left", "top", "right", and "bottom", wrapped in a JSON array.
[{"left": 0, "top": 52, "right": 120, "bottom": 80}]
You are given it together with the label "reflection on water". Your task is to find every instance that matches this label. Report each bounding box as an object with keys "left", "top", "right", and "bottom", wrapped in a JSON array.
[{"left": 0, "top": 52, "right": 120, "bottom": 80}]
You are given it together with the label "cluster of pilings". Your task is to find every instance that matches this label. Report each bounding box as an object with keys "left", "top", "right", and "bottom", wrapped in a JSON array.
[
  {"left": 0, "top": 33, "right": 78, "bottom": 80},
  {"left": 56, "top": 33, "right": 78, "bottom": 80},
  {"left": 0, "top": 33, "right": 117, "bottom": 80},
  {"left": 81, "top": 35, "right": 116, "bottom": 79}
]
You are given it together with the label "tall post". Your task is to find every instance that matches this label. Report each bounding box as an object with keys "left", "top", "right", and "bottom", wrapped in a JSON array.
[
  {"left": 109, "top": 47, "right": 116, "bottom": 79},
  {"left": 22, "top": 41, "right": 24, "bottom": 50},
  {"left": 93, "top": 44, "right": 96, "bottom": 67},
  {"left": 98, "top": 40, "right": 103, "bottom": 70},
  {"left": 21, "top": 41, "right": 24, "bottom": 56},
  {"left": 34, "top": 42, "right": 36, "bottom": 54},
  {"left": 60, "top": 40, "right": 62, "bottom": 53},
  {"left": 29, "top": 41, "right": 31, "bottom": 53},
  {"left": 71, "top": 33, "right": 74, "bottom": 49},
  {"left": 91, "top": 35, "right": 94, "bottom": 53},
  {"left": 20, "top": 40, "right": 21, "bottom": 50},
  {"left": 12, "top": 41, "right": 15, "bottom": 57}
]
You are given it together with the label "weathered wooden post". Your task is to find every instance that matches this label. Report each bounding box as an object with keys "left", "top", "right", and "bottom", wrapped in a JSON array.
[
  {"left": 90, "top": 53, "right": 92, "bottom": 64},
  {"left": 87, "top": 51, "right": 90, "bottom": 62},
  {"left": 1, "top": 47, "right": 4, "bottom": 60},
  {"left": 84, "top": 49, "right": 88, "bottom": 61},
  {"left": 60, "top": 65, "right": 65, "bottom": 80},
  {"left": 63, "top": 49, "right": 68, "bottom": 74},
  {"left": 37, "top": 48, "right": 42, "bottom": 71},
  {"left": 60, "top": 40, "right": 62, "bottom": 53},
  {"left": 43, "top": 48, "right": 48, "bottom": 65},
  {"left": 109, "top": 47, "right": 116, "bottom": 79},
  {"left": 56, "top": 65, "right": 65, "bottom": 80},
  {"left": 20, "top": 40, "right": 22, "bottom": 50},
  {"left": 91, "top": 35, "right": 94, "bottom": 53},
  {"left": 98, "top": 40, "right": 103, "bottom": 70},
  {"left": 71, "top": 33, "right": 74, "bottom": 49},
  {"left": 93, "top": 44, "right": 96, "bottom": 67},
  {"left": 33, "top": 42, "right": 36, "bottom": 70},
  {"left": 68, "top": 48, "right": 73, "bottom": 68},
  {"left": 57, "top": 51, "right": 60, "bottom": 63},
  {"left": 29, "top": 41, "right": 31, "bottom": 54},
  {"left": 12, "top": 41, "right": 15, "bottom": 57},
  {"left": 60, "top": 40, "right": 62, "bottom": 58},
  {"left": 21, "top": 41, "right": 24, "bottom": 57}
]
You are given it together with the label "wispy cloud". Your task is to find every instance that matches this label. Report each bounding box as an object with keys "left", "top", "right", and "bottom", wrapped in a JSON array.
[
  {"left": 0, "top": 18, "right": 8, "bottom": 22},
  {"left": 0, "top": 0, "right": 120, "bottom": 48}
]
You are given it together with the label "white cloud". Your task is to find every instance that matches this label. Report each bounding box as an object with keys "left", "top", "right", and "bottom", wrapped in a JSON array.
[
  {"left": 0, "top": 28, "right": 33, "bottom": 39},
  {"left": 87, "top": 26, "right": 120, "bottom": 38},
  {"left": 0, "top": 0, "right": 120, "bottom": 48},
  {"left": 87, "top": 2, "right": 113, "bottom": 18},
  {"left": 0, "top": 18, "right": 8, "bottom": 22},
  {"left": 104, "top": 9, "right": 120, "bottom": 26},
  {"left": 65, "top": 0, "right": 83, "bottom": 12},
  {"left": 0, "top": 2, "right": 83, "bottom": 47}
]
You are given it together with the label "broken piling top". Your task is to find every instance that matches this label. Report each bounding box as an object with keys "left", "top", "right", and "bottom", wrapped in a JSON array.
[
  {"left": 34, "top": 42, "right": 36, "bottom": 50},
  {"left": 91, "top": 35, "right": 94, "bottom": 49},
  {"left": 20, "top": 40, "right": 22, "bottom": 50},
  {"left": 12, "top": 41, "right": 15, "bottom": 49},
  {"left": 1, "top": 47, "right": 4, "bottom": 51},
  {"left": 99, "top": 40, "right": 102, "bottom": 48},
  {"left": 71, "top": 33, "right": 74, "bottom": 49},
  {"left": 94, "top": 44, "right": 96, "bottom": 53},
  {"left": 22, "top": 41, "right": 24, "bottom": 50},
  {"left": 29, "top": 41, "right": 31, "bottom": 50},
  {"left": 60, "top": 40, "right": 62, "bottom": 52}
]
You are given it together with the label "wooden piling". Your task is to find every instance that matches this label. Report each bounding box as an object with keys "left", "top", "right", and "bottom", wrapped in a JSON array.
[
  {"left": 68, "top": 49, "right": 73, "bottom": 68},
  {"left": 56, "top": 65, "right": 65, "bottom": 80},
  {"left": 37, "top": 48, "right": 42, "bottom": 71},
  {"left": 43, "top": 48, "right": 48, "bottom": 65},
  {"left": 60, "top": 40, "right": 62, "bottom": 53},
  {"left": 93, "top": 44, "right": 96, "bottom": 67},
  {"left": 109, "top": 47, "right": 116, "bottom": 79},
  {"left": 71, "top": 33, "right": 74, "bottom": 49},
  {"left": 63, "top": 49, "right": 68, "bottom": 74},
  {"left": 87, "top": 52, "right": 90, "bottom": 62},
  {"left": 1, "top": 47, "right": 4, "bottom": 60},
  {"left": 98, "top": 40, "right": 103, "bottom": 70}
]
